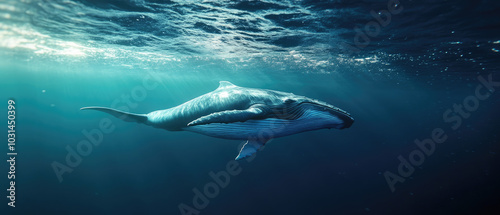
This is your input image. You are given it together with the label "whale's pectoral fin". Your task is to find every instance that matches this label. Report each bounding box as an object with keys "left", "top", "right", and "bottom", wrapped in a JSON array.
[
  {"left": 235, "top": 139, "right": 268, "bottom": 160},
  {"left": 187, "top": 104, "right": 268, "bottom": 126},
  {"left": 80, "top": 107, "right": 148, "bottom": 124}
]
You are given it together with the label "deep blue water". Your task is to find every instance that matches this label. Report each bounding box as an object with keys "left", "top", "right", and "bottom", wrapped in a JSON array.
[{"left": 1, "top": 0, "right": 500, "bottom": 214}]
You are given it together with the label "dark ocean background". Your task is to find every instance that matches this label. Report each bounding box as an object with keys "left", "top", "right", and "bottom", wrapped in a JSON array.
[{"left": 1, "top": 0, "right": 500, "bottom": 214}]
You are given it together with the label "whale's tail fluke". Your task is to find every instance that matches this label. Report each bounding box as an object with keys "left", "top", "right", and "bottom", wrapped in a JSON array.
[{"left": 80, "top": 107, "right": 148, "bottom": 124}]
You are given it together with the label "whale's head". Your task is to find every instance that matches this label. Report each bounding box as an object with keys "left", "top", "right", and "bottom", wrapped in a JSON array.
[{"left": 272, "top": 93, "right": 354, "bottom": 130}]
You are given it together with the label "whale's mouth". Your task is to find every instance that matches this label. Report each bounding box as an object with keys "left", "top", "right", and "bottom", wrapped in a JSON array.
[
  {"left": 269, "top": 101, "right": 354, "bottom": 129},
  {"left": 300, "top": 101, "right": 354, "bottom": 129}
]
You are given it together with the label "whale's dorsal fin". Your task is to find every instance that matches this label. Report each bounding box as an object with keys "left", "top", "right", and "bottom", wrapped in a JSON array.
[{"left": 217, "top": 81, "right": 237, "bottom": 89}]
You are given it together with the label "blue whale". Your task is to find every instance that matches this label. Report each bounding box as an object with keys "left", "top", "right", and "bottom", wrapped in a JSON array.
[{"left": 81, "top": 81, "right": 354, "bottom": 160}]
